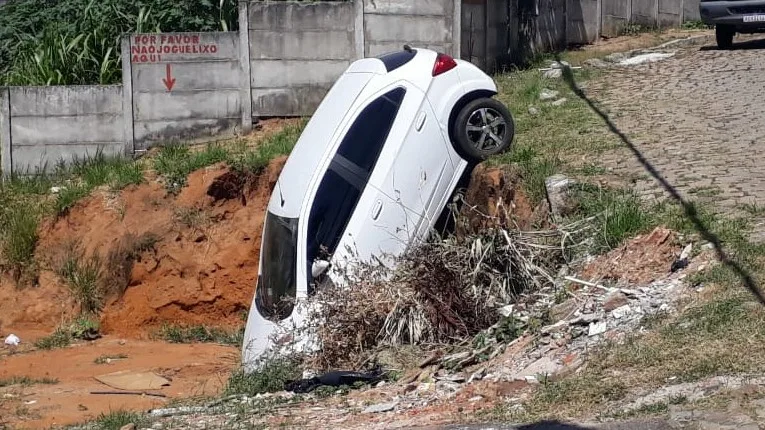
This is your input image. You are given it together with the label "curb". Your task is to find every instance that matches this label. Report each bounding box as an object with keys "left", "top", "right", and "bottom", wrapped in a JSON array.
[{"left": 652, "top": 33, "right": 714, "bottom": 51}]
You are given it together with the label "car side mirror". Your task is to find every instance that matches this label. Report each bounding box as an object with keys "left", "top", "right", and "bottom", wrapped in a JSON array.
[{"left": 311, "top": 259, "right": 330, "bottom": 278}]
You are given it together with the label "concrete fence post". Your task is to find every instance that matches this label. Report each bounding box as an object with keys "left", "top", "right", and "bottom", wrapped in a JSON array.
[
  {"left": 239, "top": 1, "right": 253, "bottom": 133},
  {"left": 120, "top": 35, "right": 135, "bottom": 156},
  {"left": 354, "top": 0, "right": 365, "bottom": 59},
  {"left": 0, "top": 87, "right": 11, "bottom": 176},
  {"left": 453, "top": 0, "right": 462, "bottom": 59}
]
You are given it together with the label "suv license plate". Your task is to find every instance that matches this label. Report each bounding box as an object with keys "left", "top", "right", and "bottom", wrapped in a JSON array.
[{"left": 744, "top": 14, "right": 765, "bottom": 22}]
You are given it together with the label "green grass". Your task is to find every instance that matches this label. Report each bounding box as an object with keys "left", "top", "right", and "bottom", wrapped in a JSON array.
[
  {"left": 89, "top": 410, "right": 152, "bottom": 430},
  {"left": 491, "top": 68, "right": 619, "bottom": 203},
  {"left": 155, "top": 324, "right": 244, "bottom": 346},
  {"left": 0, "top": 376, "right": 59, "bottom": 388},
  {"left": 154, "top": 121, "right": 306, "bottom": 192},
  {"left": 153, "top": 143, "right": 230, "bottom": 192},
  {"left": 56, "top": 244, "right": 104, "bottom": 314},
  {"left": 34, "top": 327, "right": 73, "bottom": 350},
  {"left": 576, "top": 185, "right": 654, "bottom": 250},
  {"left": 225, "top": 358, "right": 303, "bottom": 396}
]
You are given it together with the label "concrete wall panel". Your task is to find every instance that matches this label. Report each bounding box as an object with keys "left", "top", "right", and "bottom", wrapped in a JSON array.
[
  {"left": 12, "top": 144, "right": 122, "bottom": 173},
  {"left": 9, "top": 86, "right": 122, "bottom": 117},
  {"left": 249, "top": 30, "right": 355, "bottom": 60},
  {"left": 131, "top": 61, "right": 240, "bottom": 92},
  {"left": 11, "top": 116, "right": 123, "bottom": 146},
  {"left": 602, "top": 0, "right": 633, "bottom": 36},
  {"left": 130, "top": 31, "right": 242, "bottom": 148},
  {"left": 364, "top": 0, "right": 456, "bottom": 57},
  {"left": 248, "top": 2, "right": 355, "bottom": 31},
  {"left": 567, "top": 0, "right": 600, "bottom": 44},
  {"left": 133, "top": 118, "right": 240, "bottom": 144},
  {"left": 5, "top": 85, "right": 124, "bottom": 173},
  {"left": 365, "top": 14, "right": 452, "bottom": 45},
  {"left": 632, "top": 0, "right": 659, "bottom": 26},
  {"left": 252, "top": 87, "right": 332, "bottom": 117},
  {"left": 684, "top": 0, "right": 701, "bottom": 20},
  {"left": 128, "top": 32, "right": 238, "bottom": 62},
  {"left": 250, "top": 60, "right": 349, "bottom": 89},
  {"left": 132, "top": 90, "right": 241, "bottom": 122},
  {"left": 363, "top": 0, "right": 453, "bottom": 16},
  {"left": 247, "top": 1, "right": 357, "bottom": 117},
  {"left": 659, "top": 0, "right": 683, "bottom": 26}
]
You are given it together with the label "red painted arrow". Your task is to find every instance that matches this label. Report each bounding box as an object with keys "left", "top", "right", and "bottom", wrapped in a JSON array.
[{"left": 162, "top": 64, "right": 176, "bottom": 91}]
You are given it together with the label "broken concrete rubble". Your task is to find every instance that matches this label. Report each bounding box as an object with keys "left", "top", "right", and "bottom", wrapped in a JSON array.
[{"left": 545, "top": 174, "right": 577, "bottom": 222}]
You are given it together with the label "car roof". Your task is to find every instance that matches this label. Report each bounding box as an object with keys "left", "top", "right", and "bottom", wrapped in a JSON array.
[{"left": 267, "top": 47, "right": 438, "bottom": 219}]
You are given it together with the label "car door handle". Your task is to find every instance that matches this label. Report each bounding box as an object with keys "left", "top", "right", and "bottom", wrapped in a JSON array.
[
  {"left": 415, "top": 111, "right": 426, "bottom": 131},
  {"left": 371, "top": 200, "right": 383, "bottom": 220}
]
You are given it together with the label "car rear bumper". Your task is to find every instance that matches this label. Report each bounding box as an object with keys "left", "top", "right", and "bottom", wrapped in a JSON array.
[{"left": 701, "top": 0, "right": 765, "bottom": 29}]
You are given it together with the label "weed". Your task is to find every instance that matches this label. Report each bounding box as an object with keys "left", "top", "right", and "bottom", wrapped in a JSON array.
[
  {"left": 575, "top": 185, "right": 653, "bottom": 250},
  {"left": 55, "top": 185, "right": 90, "bottom": 215},
  {"left": 153, "top": 143, "right": 229, "bottom": 192},
  {"left": 91, "top": 410, "right": 151, "bottom": 430},
  {"left": 56, "top": 243, "right": 104, "bottom": 314},
  {"left": 94, "top": 354, "right": 128, "bottom": 364},
  {"left": 34, "top": 327, "right": 73, "bottom": 350},
  {"left": 742, "top": 200, "right": 765, "bottom": 216},
  {"left": 156, "top": 324, "right": 244, "bottom": 346},
  {"left": 0, "top": 376, "right": 58, "bottom": 387},
  {"left": 682, "top": 20, "right": 712, "bottom": 30},
  {"left": 0, "top": 201, "right": 41, "bottom": 281},
  {"left": 225, "top": 357, "right": 303, "bottom": 396}
]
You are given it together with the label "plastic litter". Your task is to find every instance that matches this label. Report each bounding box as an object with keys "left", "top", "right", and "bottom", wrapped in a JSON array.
[{"left": 4, "top": 334, "right": 20, "bottom": 346}]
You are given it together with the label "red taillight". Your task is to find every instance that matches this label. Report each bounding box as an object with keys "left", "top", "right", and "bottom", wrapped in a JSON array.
[{"left": 432, "top": 53, "right": 457, "bottom": 76}]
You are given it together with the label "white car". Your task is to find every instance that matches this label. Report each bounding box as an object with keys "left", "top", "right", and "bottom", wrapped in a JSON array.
[{"left": 242, "top": 46, "right": 514, "bottom": 370}]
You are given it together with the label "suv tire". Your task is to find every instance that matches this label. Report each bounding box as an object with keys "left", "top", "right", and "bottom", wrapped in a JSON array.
[{"left": 716, "top": 25, "right": 734, "bottom": 50}]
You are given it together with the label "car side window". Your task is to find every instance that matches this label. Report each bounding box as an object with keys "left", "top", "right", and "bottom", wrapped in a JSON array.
[
  {"left": 306, "top": 87, "right": 406, "bottom": 291},
  {"left": 335, "top": 87, "right": 406, "bottom": 174}
]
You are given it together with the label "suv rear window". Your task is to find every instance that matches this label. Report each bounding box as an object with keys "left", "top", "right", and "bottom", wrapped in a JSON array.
[
  {"left": 378, "top": 50, "right": 417, "bottom": 72},
  {"left": 306, "top": 87, "right": 406, "bottom": 292}
]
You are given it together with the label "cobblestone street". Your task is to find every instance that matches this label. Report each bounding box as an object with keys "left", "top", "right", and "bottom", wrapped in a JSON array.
[{"left": 586, "top": 37, "right": 765, "bottom": 233}]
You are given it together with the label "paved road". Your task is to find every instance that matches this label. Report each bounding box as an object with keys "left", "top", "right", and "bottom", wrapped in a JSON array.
[{"left": 586, "top": 37, "right": 765, "bottom": 233}]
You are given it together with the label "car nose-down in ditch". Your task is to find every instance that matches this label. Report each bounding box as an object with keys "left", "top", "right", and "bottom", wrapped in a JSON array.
[{"left": 242, "top": 46, "right": 515, "bottom": 370}]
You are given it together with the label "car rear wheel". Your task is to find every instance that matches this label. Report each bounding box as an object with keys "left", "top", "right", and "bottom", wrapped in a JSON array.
[
  {"left": 716, "top": 25, "right": 734, "bottom": 50},
  {"left": 453, "top": 98, "right": 515, "bottom": 161}
]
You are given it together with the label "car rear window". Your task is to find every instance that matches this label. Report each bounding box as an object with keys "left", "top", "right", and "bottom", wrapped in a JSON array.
[{"left": 378, "top": 49, "right": 417, "bottom": 72}]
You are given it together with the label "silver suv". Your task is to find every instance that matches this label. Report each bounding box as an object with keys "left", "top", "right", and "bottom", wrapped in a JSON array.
[{"left": 701, "top": 0, "right": 765, "bottom": 48}]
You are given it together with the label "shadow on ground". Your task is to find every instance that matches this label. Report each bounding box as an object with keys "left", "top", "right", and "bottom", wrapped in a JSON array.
[
  {"left": 700, "top": 36, "right": 765, "bottom": 51},
  {"left": 554, "top": 53, "right": 765, "bottom": 306},
  {"left": 433, "top": 418, "right": 675, "bottom": 429}
]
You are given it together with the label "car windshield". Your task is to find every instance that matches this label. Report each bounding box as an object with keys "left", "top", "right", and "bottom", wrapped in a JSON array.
[{"left": 255, "top": 212, "right": 298, "bottom": 321}]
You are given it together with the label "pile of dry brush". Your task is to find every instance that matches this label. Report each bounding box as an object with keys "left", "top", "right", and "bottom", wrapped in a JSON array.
[{"left": 306, "top": 200, "right": 585, "bottom": 370}]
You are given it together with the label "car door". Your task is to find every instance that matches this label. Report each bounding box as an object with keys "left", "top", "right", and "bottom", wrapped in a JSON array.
[
  {"left": 304, "top": 85, "right": 417, "bottom": 285},
  {"left": 371, "top": 83, "right": 456, "bottom": 242}
]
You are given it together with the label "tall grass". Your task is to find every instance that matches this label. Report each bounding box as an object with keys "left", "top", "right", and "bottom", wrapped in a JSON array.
[{"left": 0, "top": 0, "right": 238, "bottom": 85}]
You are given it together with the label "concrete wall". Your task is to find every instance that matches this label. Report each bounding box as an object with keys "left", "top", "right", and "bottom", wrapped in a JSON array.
[
  {"left": 684, "top": 0, "right": 701, "bottom": 21},
  {"left": 601, "top": 0, "right": 631, "bottom": 37},
  {"left": 0, "top": 86, "right": 124, "bottom": 173},
  {"left": 127, "top": 32, "right": 243, "bottom": 150},
  {"left": 567, "top": 0, "right": 601, "bottom": 44},
  {"left": 364, "top": 0, "right": 457, "bottom": 57},
  {"left": 461, "top": 0, "right": 487, "bottom": 69},
  {"left": 245, "top": 1, "right": 360, "bottom": 117},
  {"left": 536, "top": 0, "right": 567, "bottom": 52}
]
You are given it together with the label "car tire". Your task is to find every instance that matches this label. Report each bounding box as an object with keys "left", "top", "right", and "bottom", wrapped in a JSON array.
[
  {"left": 716, "top": 25, "right": 734, "bottom": 50},
  {"left": 452, "top": 98, "right": 515, "bottom": 161}
]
